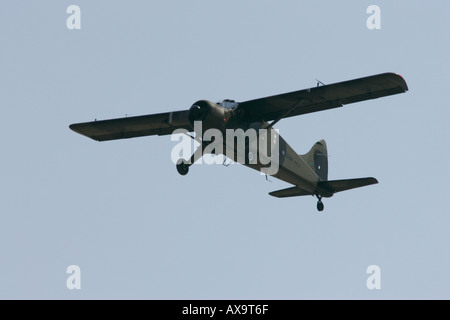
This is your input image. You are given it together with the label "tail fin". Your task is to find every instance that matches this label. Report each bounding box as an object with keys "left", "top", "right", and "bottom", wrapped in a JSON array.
[{"left": 299, "top": 139, "right": 328, "bottom": 181}]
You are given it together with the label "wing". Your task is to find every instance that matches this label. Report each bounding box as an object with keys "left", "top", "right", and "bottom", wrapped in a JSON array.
[
  {"left": 69, "top": 110, "right": 192, "bottom": 141},
  {"left": 238, "top": 73, "right": 408, "bottom": 122}
]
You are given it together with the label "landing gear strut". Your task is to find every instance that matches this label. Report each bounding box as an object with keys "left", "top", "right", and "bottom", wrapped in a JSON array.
[
  {"left": 176, "top": 141, "right": 207, "bottom": 176},
  {"left": 316, "top": 195, "right": 324, "bottom": 212}
]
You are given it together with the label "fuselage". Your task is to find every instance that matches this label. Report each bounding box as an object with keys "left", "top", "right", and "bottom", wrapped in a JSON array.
[{"left": 196, "top": 99, "right": 322, "bottom": 196}]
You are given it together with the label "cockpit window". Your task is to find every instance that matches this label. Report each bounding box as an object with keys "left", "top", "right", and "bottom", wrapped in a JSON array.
[{"left": 218, "top": 99, "right": 238, "bottom": 109}]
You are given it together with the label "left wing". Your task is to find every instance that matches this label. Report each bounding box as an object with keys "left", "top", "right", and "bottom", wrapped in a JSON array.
[
  {"left": 238, "top": 72, "right": 408, "bottom": 122},
  {"left": 69, "top": 110, "right": 192, "bottom": 141}
]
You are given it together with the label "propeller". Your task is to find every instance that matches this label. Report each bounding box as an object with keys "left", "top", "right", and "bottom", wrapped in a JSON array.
[{"left": 188, "top": 101, "right": 210, "bottom": 123}]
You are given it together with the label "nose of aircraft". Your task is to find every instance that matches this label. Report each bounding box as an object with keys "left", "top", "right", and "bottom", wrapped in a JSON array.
[
  {"left": 188, "top": 101, "right": 211, "bottom": 123},
  {"left": 188, "top": 104, "right": 203, "bottom": 122}
]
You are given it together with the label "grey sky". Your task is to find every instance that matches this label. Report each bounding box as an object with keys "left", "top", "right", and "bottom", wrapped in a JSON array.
[{"left": 0, "top": 1, "right": 449, "bottom": 299}]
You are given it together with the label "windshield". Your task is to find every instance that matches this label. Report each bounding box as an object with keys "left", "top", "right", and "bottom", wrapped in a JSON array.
[{"left": 217, "top": 99, "right": 238, "bottom": 110}]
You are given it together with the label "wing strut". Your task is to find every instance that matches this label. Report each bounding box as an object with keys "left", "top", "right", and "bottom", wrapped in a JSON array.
[{"left": 264, "top": 99, "right": 302, "bottom": 130}]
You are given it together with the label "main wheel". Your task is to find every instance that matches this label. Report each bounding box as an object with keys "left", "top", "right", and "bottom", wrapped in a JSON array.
[
  {"left": 317, "top": 201, "right": 324, "bottom": 212},
  {"left": 176, "top": 159, "right": 189, "bottom": 176}
]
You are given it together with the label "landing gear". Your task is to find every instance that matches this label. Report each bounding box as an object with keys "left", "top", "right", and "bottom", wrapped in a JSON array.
[
  {"left": 175, "top": 141, "right": 208, "bottom": 176},
  {"left": 316, "top": 195, "right": 324, "bottom": 212},
  {"left": 317, "top": 200, "right": 324, "bottom": 212},
  {"left": 176, "top": 159, "right": 189, "bottom": 175}
]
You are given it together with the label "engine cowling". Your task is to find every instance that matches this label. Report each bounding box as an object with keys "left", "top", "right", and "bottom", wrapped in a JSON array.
[{"left": 188, "top": 100, "right": 225, "bottom": 133}]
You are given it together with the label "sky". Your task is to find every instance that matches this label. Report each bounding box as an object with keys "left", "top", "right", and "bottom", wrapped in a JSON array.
[{"left": 0, "top": 1, "right": 449, "bottom": 299}]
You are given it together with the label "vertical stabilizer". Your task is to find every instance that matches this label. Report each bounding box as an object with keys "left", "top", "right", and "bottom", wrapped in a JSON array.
[{"left": 299, "top": 140, "right": 328, "bottom": 181}]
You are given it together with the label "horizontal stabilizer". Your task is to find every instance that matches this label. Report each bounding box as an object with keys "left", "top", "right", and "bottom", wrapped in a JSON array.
[
  {"left": 269, "top": 186, "right": 313, "bottom": 198},
  {"left": 318, "top": 177, "right": 378, "bottom": 193}
]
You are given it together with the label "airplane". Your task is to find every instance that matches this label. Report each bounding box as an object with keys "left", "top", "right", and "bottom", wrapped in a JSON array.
[{"left": 69, "top": 72, "right": 408, "bottom": 211}]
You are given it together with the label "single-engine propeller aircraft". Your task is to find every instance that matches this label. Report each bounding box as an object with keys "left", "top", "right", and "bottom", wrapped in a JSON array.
[{"left": 70, "top": 72, "right": 408, "bottom": 211}]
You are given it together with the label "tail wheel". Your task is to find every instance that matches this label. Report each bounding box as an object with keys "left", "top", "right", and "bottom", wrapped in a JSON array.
[
  {"left": 316, "top": 195, "right": 324, "bottom": 212},
  {"left": 317, "top": 201, "right": 324, "bottom": 212}
]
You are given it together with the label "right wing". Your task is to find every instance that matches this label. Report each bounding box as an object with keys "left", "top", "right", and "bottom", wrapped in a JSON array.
[
  {"left": 238, "top": 73, "right": 408, "bottom": 122},
  {"left": 69, "top": 110, "right": 192, "bottom": 141}
]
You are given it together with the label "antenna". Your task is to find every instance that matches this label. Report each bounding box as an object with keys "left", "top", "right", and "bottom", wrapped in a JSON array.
[
  {"left": 316, "top": 79, "right": 326, "bottom": 87},
  {"left": 222, "top": 156, "right": 232, "bottom": 167}
]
